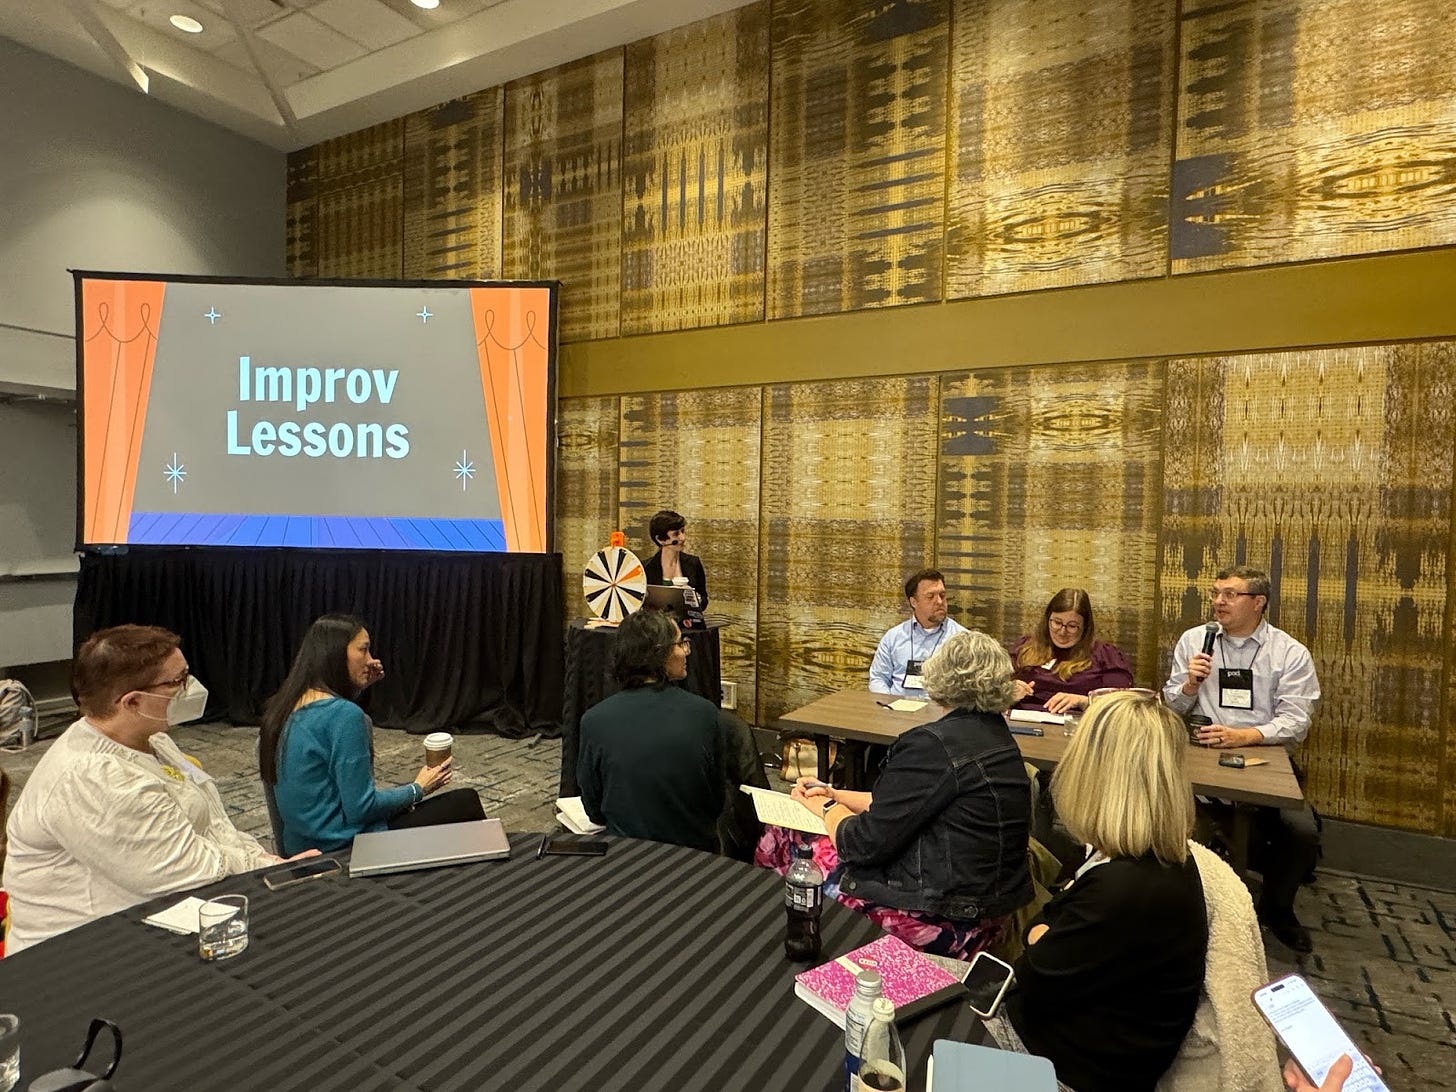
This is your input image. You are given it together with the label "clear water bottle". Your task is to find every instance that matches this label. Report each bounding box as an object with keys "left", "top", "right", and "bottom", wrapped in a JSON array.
[
  {"left": 843, "top": 969, "right": 884, "bottom": 1092},
  {"left": 856, "top": 997, "right": 906, "bottom": 1091},
  {"left": 784, "top": 842, "right": 823, "bottom": 961}
]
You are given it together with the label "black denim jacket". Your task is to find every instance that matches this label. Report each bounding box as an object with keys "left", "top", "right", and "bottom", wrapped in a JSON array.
[{"left": 836, "top": 707, "right": 1032, "bottom": 921}]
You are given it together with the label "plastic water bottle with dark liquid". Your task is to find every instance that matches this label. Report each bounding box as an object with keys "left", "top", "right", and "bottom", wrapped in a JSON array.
[
  {"left": 856, "top": 997, "right": 906, "bottom": 1092},
  {"left": 784, "top": 841, "right": 823, "bottom": 961}
]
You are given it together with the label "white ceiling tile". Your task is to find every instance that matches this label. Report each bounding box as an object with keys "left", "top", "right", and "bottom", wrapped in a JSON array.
[
  {"left": 309, "top": 0, "right": 421, "bottom": 52},
  {"left": 123, "top": 1, "right": 238, "bottom": 51},
  {"left": 256, "top": 10, "right": 367, "bottom": 67},
  {"left": 371, "top": 0, "right": 486, "bottom": 28},
  {"left": 214, "top": 35, "right": 320, "bottom": 83}
]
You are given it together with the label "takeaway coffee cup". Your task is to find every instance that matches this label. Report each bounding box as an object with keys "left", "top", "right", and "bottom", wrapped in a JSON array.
[
  {"left": 1185, "top": 714, "right": 1211, "bottom": 745},
  {"left": 424, "top": 732, "right": 453, "bottom": 766}
]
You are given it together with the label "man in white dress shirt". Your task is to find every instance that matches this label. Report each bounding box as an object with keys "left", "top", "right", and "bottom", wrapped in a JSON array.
[
  {"left": 869, "top": 568, "right": 967, "bottom": 697},
  {"left": 1164, "top": 565, "right": 1322, "bottom": 953}
]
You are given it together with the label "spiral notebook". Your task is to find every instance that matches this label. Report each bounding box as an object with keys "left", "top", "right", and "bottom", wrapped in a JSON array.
[{"left": 794, "top": 934, "right": 967, "bottom": 1028}]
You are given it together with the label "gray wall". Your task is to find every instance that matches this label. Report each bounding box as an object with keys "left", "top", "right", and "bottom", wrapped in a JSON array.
[{"left": 0, "top": 37, "right": 285, "bottom": 670}]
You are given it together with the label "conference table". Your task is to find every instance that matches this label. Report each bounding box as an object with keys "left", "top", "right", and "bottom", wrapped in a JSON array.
[
  {"left": 780, "top": 689, "right": 1305, "bottom": 872},
  {"left": 0, "top": 832, "right": 982, "bottom": 1090}
]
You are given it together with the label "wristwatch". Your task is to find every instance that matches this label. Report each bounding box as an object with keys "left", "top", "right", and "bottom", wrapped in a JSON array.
[{"left": 821, "top": 798, "right": 838, "bottom": 816}]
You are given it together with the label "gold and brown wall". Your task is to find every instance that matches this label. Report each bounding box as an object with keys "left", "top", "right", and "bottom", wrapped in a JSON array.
[{"left": 285, "top": 0, "right": 1456, "bottom": 837}]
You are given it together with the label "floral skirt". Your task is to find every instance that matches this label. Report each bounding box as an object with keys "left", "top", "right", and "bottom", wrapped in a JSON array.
[{"left": 755, "top": 826, "right": 1009, "bottom": 961}]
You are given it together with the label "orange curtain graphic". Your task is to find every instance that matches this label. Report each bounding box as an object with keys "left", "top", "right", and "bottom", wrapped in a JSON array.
[
  {"left": 469, "top": 288, "right": 551, "bottom": 552},
  {"left": 81, "top": 279, "right": 166, "bottom": 544}
]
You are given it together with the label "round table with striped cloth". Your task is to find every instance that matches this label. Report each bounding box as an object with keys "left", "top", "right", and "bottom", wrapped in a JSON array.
[{"left": 0, "top": 833, "right": 983, "bottom": 1090}]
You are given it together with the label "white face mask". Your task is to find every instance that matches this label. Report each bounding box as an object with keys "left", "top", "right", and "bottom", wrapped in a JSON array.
[{"left": 138, "top": 676, "right": 210, "bottom": 726}]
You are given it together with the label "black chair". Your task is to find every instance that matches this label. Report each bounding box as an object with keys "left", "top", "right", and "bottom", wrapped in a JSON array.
[{"left": 262, "top": 780, "right": 287, "bottom": 856}]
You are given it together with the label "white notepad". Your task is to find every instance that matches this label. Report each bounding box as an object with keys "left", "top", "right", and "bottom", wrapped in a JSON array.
[
  {"left": 1008, "top": 709, "right": 1071, "bottom": 726},
  {"left": 143, "top": 896, "right": 233, "bottom": 935},
  {"left": 556, "top": 796, "right": 606, "bottom": 835},
  {"left": 740, "top": 785, "right": 828, "bottom": 835},
  {"left": 887, "top": 698, "right": 927, "bottom": 712}
]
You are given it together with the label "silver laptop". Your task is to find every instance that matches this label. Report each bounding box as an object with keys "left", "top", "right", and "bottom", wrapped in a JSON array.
[
  {"left": 348, "top": 819, "right": 510, "bottom": 877},
  {"left": 643, "top": 584, "right": 688, "bottom": 614}
]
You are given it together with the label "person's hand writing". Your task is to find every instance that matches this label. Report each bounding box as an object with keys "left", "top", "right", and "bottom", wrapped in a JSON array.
[
  {"left": 1044, "top": 692, "right": 1087, "bottom": 715},
  {"left": 1012, "top": 680, "right": 1036, "bottom": 702},
  {"left": 1183, "top": 651, "right": 1213, "bottom": 693},
  {"left": 414, "top": 757, "right": 452, "bottom": 797},
  {"left": 791, "top": 776, "right": 832, "bottom": 803}
]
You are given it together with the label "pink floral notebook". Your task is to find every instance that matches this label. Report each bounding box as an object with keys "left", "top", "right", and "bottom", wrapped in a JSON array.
[{"left": 794, "top": 934, "right": 968, "bottom": 1028}]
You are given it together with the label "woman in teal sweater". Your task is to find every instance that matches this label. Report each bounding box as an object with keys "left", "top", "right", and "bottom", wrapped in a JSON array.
[{"left": 260, "top": 614, "right": 484, "bottom": 855}]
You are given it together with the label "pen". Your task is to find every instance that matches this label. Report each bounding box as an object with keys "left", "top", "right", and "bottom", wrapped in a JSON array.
[
  {"left": 876, "top": 700, "right": 894, "bottom": 709},
  {"left": 535, "top": 832, "right": 550, "bottom": 860}
]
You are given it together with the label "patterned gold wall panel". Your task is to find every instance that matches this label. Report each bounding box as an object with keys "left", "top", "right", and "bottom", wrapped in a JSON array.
[
  {"left": 1173, "top": 0, "right": 1456, "bottom": 272},
  {"left": 946, "top": 0, "right": 1174, "bottom": 297},
  {"left": 621, "top": 5, "right": 770, "bottom": 334},
  {"left": 313, "top": 120, "right": 404, "bottom": 279},
  {"left": 937, "top": 362, "right": 1166, "bottom": 683},
  {"left": 1160, "top": 344, "right": 1456, "bottom": 835},
  {"left": 618, "top": 389, "right": 763, "bottom": 715},
  {"left": 556, "top": 396, "right": 622, "bottom": 616},
  {"left": 503, "top": 51, "right": 623, "bottom": 343},
  {"left": 767, "top": 0, "right": 948, "bottom": 319},
  {"left": 402, "top": 89, "right": 504, "bottom": 280},
  {"left": 285, "top": 147, "right": 318, "bottom": 278},
  {"left": 758, "top": 377, "right": 940, "bottom": 725}
]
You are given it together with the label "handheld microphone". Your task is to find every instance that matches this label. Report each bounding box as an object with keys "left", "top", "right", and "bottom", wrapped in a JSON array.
[{"left": 1201, "top": 622, "right": 1219, "bottom": 657}]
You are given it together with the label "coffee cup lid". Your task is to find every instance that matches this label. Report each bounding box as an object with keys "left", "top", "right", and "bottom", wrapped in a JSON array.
[{"left": 424, "top": 732, "right": 453, "bottom": 747}]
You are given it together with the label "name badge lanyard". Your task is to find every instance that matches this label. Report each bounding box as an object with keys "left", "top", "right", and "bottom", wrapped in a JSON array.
[
  {"left": 902, "top": 622, "right": 946, "bottom": 689},
  {"left": 1217, "top": 635, "right": 1260, "bottom": 711}
]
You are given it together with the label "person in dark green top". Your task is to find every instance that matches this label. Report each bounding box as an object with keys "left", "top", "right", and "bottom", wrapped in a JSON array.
[
  {"left": 578, "top": 609, "right": 728, "bottom": 852},
  {"left": 259, "top": 614, "right": 484, "bottom": 855}
]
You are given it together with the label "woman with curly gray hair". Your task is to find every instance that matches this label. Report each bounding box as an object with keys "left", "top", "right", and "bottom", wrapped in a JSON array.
[{"left": 760, "top": 630, "right": 1033, "bottom": 959}]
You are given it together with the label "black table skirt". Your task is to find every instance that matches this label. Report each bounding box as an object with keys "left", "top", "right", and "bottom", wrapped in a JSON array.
[
  {"left": 559, "top": 618, "right": 724, "bottom": 795},
  {"left": 74, "top": 548, "right": 565, "bottom": 737},
  {"left": 0, "top": 835, "right": 983, "bottom": 1090}
]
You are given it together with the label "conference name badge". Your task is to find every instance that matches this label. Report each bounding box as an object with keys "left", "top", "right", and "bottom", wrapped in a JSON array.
[
  {"left": 903, "top": 659, "right": 925, "bottom": 690},
  {"left": 1218, "top": 667, "right": 1254, "bottom": 710}
]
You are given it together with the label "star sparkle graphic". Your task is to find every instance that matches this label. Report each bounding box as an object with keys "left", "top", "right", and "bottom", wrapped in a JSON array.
[
  {"left": 203, "top": 307, "right": 221, "bottom": 324},
  {"left": 164, "top": 453, "right": 186, "bottom": 494},
  {"left": 452, "top": 451, "right": 475, "bottom": 492},
  {"left": 416, "top": 305, "right": 433, "bottom": 323}
]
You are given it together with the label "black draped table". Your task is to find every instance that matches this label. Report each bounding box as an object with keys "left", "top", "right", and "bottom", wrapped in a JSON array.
[
  {"left": 559, "top": 618, "right": 724, "bottom": 795},
  {"left": 0, "top": 834, "right": 982, "bottom": 1090},
  {"left": 74, "top": 548, "right": 564, "bottom": 737}
]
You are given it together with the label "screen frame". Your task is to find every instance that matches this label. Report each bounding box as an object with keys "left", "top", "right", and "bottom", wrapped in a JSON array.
[{"left": 71, "top": 269, "right": 559, "bottom": 557}]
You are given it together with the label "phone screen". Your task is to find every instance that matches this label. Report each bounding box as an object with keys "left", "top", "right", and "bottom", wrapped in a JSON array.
[
  {"left": 264, "top": 857, "right": 342, "bottom": 889},
  {"left": 546, "top": 838, "right": 609, "bottom": 857},
  {"left": 961, "top": 951, "right": 1015, "bottom": 1017},
  {"left": 1253, "top": 976, "right": 1388, "bottom": 1092}
]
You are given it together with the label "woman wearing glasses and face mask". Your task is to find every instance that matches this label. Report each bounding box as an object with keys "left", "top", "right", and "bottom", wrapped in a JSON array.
[
  {"left": 1009, "top": 588, "right": 1134, "bottom": 714},
  {"left": 2, "top": 625, "right": 310, "bottom": 953}
]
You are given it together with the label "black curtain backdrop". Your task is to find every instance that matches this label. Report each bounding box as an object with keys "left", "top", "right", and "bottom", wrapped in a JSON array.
[{"left": 74, "top": 548, "right": 564, "bottom": 737}]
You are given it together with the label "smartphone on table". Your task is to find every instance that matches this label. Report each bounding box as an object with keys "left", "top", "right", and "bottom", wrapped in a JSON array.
[
  {"left": 1252, "top": 974, "right": 1388, "bottom": 1092},
  {"left": 960, "top": 950, "right": 1016, "bottom": 1019},
  {"left": 543, "top": 837, "right": 609, "bottom": 857},
  {"left": 263, "top": 856, "right": 343, "bottom": 891}
]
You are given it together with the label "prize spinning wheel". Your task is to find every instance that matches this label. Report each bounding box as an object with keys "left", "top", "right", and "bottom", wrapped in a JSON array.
[{"left": 583, "top": 546, "right": 646, "bottom": 623}]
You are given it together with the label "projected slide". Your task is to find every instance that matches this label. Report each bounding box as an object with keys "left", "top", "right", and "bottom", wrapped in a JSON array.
[{"left": 76, "top": 275, "right": 554, "bottom": 553}]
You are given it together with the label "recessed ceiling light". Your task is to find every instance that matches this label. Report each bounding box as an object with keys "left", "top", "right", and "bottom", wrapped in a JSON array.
[
  {"left": 169, "top": 14, "right": 204, "bottom": 33},
  {"left": 411, "top": 0, "right": 441, "bottom": 9}
]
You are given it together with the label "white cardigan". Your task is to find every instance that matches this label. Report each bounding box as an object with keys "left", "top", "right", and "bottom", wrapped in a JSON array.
[{"left": 3, "top": 720, "right": 273, "bottom": 954}]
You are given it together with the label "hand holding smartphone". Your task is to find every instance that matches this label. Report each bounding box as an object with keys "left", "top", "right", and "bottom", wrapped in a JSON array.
[{"left": 1252, "top": 975, "right": 1387, "bottom": 1092}]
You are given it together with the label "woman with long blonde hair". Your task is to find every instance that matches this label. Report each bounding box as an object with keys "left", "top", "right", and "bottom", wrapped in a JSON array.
[{"left": 1000, "top": 691, "right": 1207, "bottom": 1092}]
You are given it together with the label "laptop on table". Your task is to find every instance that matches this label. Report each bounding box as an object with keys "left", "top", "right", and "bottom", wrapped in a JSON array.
[{"left": 348, "top": 818, "right": 511, "bottom": 877}]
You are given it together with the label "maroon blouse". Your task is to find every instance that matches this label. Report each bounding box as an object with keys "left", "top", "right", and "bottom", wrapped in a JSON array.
[{"left": 1009, "top": 637, "right": 1134, "bottom": 710}]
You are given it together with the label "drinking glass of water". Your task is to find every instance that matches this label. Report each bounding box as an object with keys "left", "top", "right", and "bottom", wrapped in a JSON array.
[
  {"left": 198, "top": 895, "right": 249, "bottom": 961},
  {"left": 0, "top": 1013, "right": 19, "bottom": 1092}
]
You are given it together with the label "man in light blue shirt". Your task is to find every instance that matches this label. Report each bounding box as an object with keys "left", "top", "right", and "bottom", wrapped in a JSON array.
[
  {"left": 868, "top": 568, "right": 967, "bottom": 697},
  {"left": 1164, "top": 564, "right": 1321, "bottom": 954}
]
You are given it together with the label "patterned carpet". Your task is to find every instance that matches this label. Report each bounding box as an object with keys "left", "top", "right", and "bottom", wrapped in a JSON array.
[{"left": 3, "top": 725, "right": 1454, "bottom": 1084}]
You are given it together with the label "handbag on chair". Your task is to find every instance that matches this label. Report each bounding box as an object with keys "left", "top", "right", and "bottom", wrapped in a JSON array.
[{"left": 777, "top": 736, "right": 838, "bottom": 782}]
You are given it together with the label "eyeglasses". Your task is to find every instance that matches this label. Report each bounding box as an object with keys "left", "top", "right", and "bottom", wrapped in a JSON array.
[
  {"left": 144, "top": 669, "right": 190, "bottom": 692},
  {"left": 1208, "top": 589, "right": 1259, "bottom": 602},
  {"left": 1048, "top": 619, "right": 1083, "bottom": 633},
  {"left": 674, "top": 638, "right": 691, "bottom": 650}
]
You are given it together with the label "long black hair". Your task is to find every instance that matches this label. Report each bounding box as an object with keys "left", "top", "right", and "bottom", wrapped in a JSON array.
[{"left": 259, "top": 613, "right": 366, "bottom": 784}]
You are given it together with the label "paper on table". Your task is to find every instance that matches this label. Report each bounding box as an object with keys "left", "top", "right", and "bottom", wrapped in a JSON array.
[
  {"left": 739, "top": 785, "right": 827, "bottom": 836},
  {"left": 1008, "top": 709, "right": 1070, "bottom": 725},
  {"left": 555, "top": 796, "right": 606, "bottom": 835},
  {"left": 143, "top": 896, "right": 209, "bottom": 935},
  {"left": 887, "top": 698, "right": 926, "bottom": 712}
]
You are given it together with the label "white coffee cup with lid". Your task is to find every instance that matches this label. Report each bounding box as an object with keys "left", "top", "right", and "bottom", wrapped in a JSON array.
[{"left": 424, "top": 732, "right": 453, "bottom": 766}]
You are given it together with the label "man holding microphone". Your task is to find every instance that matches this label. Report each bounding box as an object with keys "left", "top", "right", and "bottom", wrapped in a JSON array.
[{"left": 1163, "top": 565, "right": 1322, "bottom": 953}]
